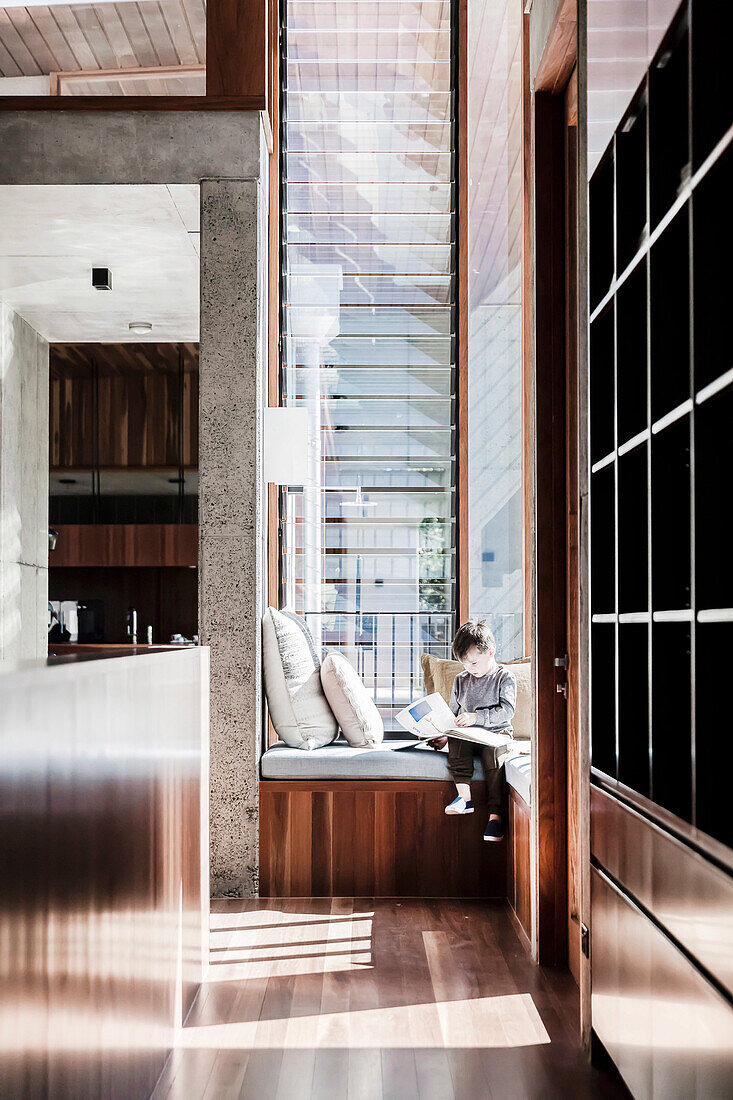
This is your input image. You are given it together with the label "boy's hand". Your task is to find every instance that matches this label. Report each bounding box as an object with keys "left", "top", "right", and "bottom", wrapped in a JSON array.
[
  {"left": 455, "top": 713, "right": 477, "bottom": 727},
  {"left": 427, "top": 735, "right": 448, "bottom": 749}
]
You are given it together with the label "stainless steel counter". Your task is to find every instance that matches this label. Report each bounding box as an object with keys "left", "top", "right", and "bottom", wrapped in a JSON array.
[{"left": 0, "top": 648, "right": 209, "bottom": 1100}]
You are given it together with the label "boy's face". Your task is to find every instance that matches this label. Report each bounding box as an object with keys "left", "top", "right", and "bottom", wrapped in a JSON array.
[{"left": 460, "top": 644, "right": 495, "bottom": 677}]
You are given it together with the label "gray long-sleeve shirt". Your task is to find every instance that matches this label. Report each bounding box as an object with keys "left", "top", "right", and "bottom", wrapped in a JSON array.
[{"left": 449, "top": 665, "right": 517, "bottom": 732}]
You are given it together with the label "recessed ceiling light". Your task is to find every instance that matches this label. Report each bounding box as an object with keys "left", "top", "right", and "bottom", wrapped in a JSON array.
[{"left": 129, "top": 321, "right": 153, "bottom": 334}]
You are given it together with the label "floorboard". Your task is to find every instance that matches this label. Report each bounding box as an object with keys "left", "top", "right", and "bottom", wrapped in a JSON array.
[{"left": 151, "top": 899, "right": 627, "bottom": 1100}]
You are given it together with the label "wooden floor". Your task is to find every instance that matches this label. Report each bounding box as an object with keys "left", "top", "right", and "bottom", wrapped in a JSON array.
[{"left": 152, "top": 899, "right": 626, "bottom": 1100}]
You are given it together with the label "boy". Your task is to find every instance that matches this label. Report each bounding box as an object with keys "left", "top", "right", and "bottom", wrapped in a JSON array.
[{"left": 430, "top": 619, "right": 517, "bottom": 842}]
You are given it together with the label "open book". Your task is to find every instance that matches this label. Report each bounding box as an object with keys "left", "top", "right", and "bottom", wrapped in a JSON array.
[{"left": 394, "top": 692, "right": 514, "bottom": 749}]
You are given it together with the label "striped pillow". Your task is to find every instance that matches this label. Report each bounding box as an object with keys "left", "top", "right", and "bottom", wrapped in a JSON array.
[{"left": 262, "top": 607, "right": 338, "bottom": 750}]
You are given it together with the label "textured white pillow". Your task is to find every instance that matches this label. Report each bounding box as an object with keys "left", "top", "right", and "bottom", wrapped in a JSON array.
[
  {"left": 320, "top": 653, "right": 384, "bottom": 748},
  {"left": 262, "top": 607, "right": 338, "bottom": 750}
]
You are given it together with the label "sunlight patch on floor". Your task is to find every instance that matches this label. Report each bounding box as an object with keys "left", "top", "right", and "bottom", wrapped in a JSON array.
[
  {"left": 207, "top": 906, "right": 375, "bottom": 978},
  {"left": 179, "top": 994, "right": 550, "bottom": 1050}
]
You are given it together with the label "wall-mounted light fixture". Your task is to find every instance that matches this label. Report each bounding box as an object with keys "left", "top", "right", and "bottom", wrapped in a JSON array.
[
  {"left": 128, "top": 321, "right": 153, "bottom": 335},
  {"left": 48, "top": 529, "right": 59, "bottom": 552},
  {"left": 264, "top": 407, "right": 309, "bottom": 485}
]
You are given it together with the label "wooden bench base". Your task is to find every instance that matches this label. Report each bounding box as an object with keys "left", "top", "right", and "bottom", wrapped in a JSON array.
[
  {"left": 259, "top": 779, "right": 507, "bottom": 898},
  {"left": 506, "top": 785, "right": 531, "bottom": 945}
]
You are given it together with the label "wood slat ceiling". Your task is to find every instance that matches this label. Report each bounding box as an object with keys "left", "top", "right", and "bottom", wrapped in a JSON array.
[
  {"left": 0, "top": 0, "right": 205, "bottom": 83},
  {"left": 51, "top": 341, "right": 199, "bottom": 378}
]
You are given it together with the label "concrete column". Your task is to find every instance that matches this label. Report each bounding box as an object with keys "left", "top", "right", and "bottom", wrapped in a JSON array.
[
  {"left": 0, "top": 303, "right": 49, "bottom": 660},
  {"left": 199, "top": 171, "right": 267, "bottom": 897}
]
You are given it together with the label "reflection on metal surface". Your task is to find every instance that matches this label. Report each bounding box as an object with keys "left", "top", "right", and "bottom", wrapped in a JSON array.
[
  {"left": 591, "top": 784, "right": 733, "bottom": 1001},
  {"left": 591, "top": 867, "right": 733, "bottom": 1099},
  {"left": 0, "top": 649, "right": 209, "bottom": 1100}
]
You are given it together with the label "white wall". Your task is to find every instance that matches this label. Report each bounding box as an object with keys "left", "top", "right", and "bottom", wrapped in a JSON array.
[{"left": 0, "top": 302, "right": 49, "bottom": 659}]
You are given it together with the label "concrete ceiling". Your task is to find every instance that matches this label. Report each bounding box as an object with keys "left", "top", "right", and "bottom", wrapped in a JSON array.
[{"left": 0, "top": 184, "right": 199, "bottom": 342}]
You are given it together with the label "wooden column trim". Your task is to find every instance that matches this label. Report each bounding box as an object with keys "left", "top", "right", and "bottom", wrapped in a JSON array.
[
  {"left": 50, "top": 65, "right": 206, "bottom": 93},
  {"left": 457, "top": 0, "right": 469, "bottom": 624},
  {"left": 534, "top": 90, "right": 569, "bottom": 968},
  {"left": 266, "top": 0, "right": 281, "bottom": 746},
  {"left": 206, "top": 0, "right": 267, "bottom": 100},
  {"left": 267, "top": 0, "right": 281, "bottom": 617}
]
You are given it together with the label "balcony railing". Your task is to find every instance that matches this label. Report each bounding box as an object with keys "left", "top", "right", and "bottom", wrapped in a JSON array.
[{"left": 303, "top": 610, "right": 524, "bottom": 731}]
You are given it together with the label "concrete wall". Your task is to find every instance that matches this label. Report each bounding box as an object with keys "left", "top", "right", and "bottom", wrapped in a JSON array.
[
  {"left": 0, "top": 110, "right": 267, "bottom": 896},
  {"left": 200, "top": 168, "right": 268, "bottom": 898},
  {"left": 0, "top": 303, "right": 49, "bottom": 660}
]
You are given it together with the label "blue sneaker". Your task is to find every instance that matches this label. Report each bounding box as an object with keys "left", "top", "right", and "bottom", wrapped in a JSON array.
[
  {"left": 483, "top": 816, "right": 504, "bottom": 842},
  {"left": 445, "top": 796, "right": 474, "bottom": 815}
]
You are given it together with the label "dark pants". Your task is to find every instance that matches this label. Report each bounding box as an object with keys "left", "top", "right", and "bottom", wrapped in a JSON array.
[{"left": 447, "top": 738, "right": 513, "bottom": 812}]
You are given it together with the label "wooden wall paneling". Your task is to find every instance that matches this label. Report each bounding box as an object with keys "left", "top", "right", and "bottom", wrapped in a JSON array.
[
  {"left": 206, "top": 0, "right": 267, "bottom": 101},
  {"left": 310, "top": 790, "right": 334, "bottom": 897},
  {"left": 534, "top": 89, "right": 569, "bottom": 967},
  {"left": 374, "top": 789, "right": 397, "bottom": 897},
  {"left": 50, "top": 343, "right": 198, "bottom": 472},
  {"left": 50, "top": 523, "right": 198, "bottom": 567},
  {"left": 507, "top": 787, "right": 531, "bottom": 947},
  {"left": 259, "top": 781, "right": 507, "bottom": 899},
  {"left": 287, "top": 788, "right": 314, "bottom": 897},
  {"left": 50, "top": 374, "right": 95, "bottom": 468}
]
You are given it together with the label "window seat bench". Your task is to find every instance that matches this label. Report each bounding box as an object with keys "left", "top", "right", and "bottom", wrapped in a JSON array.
[
  {"left": 261, "top": 739, "right": 531, "bottom": 803},
  {"left": 259, "top": 741, "right": 532, "bottom": 903}
]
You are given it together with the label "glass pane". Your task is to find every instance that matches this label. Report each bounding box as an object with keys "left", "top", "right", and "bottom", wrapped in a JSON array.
[
  {"left": 466, "top": 0, "right": 524, "bottom": 659},
  {"left": 285, "top": 304, "right": 453, "bottom": 335},
  {"left": 282, "top": 0, "right": 457, "bottom": 711}
]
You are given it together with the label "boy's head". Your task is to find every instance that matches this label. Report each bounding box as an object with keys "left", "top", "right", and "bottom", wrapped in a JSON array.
[{"left": 452, "top": 619, "right": 497, "bottom": 677}]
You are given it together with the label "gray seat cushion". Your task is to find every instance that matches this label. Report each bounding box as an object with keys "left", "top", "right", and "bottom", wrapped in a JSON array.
[
  {"left": 505, "top": 752, "right": 531, "bottom": 805},
  {"left": 261, "top": 740, "right": 487, "bottom": 782}
]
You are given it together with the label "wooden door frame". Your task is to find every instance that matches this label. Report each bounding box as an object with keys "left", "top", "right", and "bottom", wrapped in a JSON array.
[
  {"left": 0, "top": 0, "right": 271, "bottom": 115},
  {"left": 527, "top": 0, "right": 580, "bottom": 972}
]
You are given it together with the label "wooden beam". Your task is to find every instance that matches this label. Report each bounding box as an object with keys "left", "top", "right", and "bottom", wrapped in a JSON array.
[
  {"left": 50, "top": 64, "right": 206, "bottom": 93},
  {"left": 50, "top": 523, "right": 198, "bottom": 568},
  {"left": 535, "top": 0, "right": 577, "bottom": 95},
  {"left": 206, "top": 0, "right": 267, "bottom": 101},
  {"left": 0, "top": 95, "right": 265, "bottom": 111}
]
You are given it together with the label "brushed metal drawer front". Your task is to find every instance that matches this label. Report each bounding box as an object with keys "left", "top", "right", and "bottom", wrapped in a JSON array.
[
  {"left": 592, "top": 867, "right": 733, "bottom": 1100},
  {"left": 591, "top": 784, "right": 733, "bottom": 999}
]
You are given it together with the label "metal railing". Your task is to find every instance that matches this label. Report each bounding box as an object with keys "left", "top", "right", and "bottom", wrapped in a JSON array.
[{"left": 303, "top": 609, "right": 523, "bottom": 730}]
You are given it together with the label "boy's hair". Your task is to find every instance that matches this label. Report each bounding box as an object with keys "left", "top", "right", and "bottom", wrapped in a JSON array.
[{"left": 452, "top": 618, "right": 496, "bottom": 661}]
